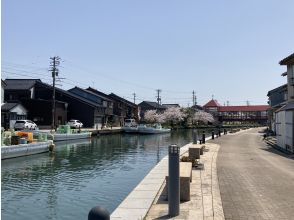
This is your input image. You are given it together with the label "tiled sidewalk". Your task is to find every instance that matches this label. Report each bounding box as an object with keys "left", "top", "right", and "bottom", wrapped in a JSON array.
[{"left": 145, "top": 143, "right": 224, "bottom": 220}]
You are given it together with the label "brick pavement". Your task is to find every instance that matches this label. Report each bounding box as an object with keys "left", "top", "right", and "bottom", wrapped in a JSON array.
[
  {"left": 214, "top": 128, "right": 294, "bottom": 220},
  {"left": 145, "top": 143, "right": 224, "bottom": 220}
]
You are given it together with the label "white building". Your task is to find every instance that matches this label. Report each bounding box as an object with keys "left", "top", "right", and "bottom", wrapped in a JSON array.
[{"left": 276, "top": 53, "right": 294, "bottom": 153}]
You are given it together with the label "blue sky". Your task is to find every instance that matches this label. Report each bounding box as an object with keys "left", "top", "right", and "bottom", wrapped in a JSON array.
[{"left": 2, "top": 0, "right": 294, "bottom": 106}]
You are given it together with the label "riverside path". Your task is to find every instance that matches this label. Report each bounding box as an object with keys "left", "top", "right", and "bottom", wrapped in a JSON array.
[{"left": 213, "top": 128, "right": 294, "bottom": 220}]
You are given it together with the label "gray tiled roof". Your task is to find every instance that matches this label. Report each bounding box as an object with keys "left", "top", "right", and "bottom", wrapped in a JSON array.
[
  {"left": 109, "top": 93, "right": 137, "bottom": 107},
  {"left": 139, "top": 101, "right": 167, "bottom": 109},
  {"left": 279, "top": 53, "right": 294, "bottom": 65},
  {"left": 267, "top": 84, "right": 287, "bottom": 96},
  {"left": 162, "top": 104, "right": 180, "bottom": 108},
  {"left": 4, "top": 79, "right": 41, "bottom": 90},
  {"left": 1, "top": 103, "right": 19, "bottom": 111},
  {"left": 35, "top": 81, "right": 104, "bottom": 108},
  {"left": 70, "top": 87, "right": 113, "bottom": 102}
]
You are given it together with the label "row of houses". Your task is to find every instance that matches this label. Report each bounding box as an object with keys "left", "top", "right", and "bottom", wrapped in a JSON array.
[
  {"left": 1, "top": 79, "right": 138, "bottom": 129},
  {"left": 1, "top": 77, "right": 274, "bottom": 131},
  {"left": 1, "top": 79, "right": 183, "bottom": 129},
  {"left": 267, "top": 53, "right": 294, "bottom": 154}
]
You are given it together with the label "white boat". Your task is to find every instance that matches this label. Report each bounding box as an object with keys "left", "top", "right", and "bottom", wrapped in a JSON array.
[
  {"left": 20, "top": 128, "right": 91, "bottom": 142},
  {"left": 1, "top": 141, "right": 54, "bottom": 160},
  {"left": 138, "top": 123, "right": 171, "bottom": 134},
  {"left": 122, "top": 119, "right": 138, "bottom": 133},
  {"left": 53, "top": 132, "right": 92, "bottom": 142}
]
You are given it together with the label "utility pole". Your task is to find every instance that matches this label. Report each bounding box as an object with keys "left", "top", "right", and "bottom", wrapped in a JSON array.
[
  {"left": 192, "top": 90, "right": 195, "bottom": 106},
  {"left": 132, "top": 92, "right": 136, "bottom": 104},
  {"left": 194, "top": 92, "right": 197, "bottom": 105},
  {"left": 50, "top": 56, "right": 61, "bottom": 130},
  {"left": 246, "top": 100, "right": 250, "bottom": 106},
  {"left": 227, "top": 101, "right": 229, "bottom": 106},
  {"left": 156, "top": 89, "right": 162, "bottom": 111}
]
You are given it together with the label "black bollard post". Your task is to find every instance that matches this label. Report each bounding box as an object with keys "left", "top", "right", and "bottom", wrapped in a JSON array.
[
  {"left": 202, "top": 131, "right": 205, "bottom": 144},
  {"left": 212, "top": 131, "right": 214, "bottom": 139},
  {"left": 88, "top": 206, "right": 110, "bottom": 220},
  {"left": 224, "top": 129, "right": 227, "bottom": 135},
  {"left": 192, "top": 129, "right": 197, "bottom": 144},
  {"left": 168, "top": 145, "right": 180, "bottom": 217},
  {"left": 219, "top": 129, "right": 221, "bottom": 137}
]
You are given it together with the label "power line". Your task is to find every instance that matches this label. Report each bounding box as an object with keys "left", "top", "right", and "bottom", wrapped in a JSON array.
[
  {"left": 62, "top": 59, "right": 192, "bottom": 94},
  {"left": 2, "top": 60, "right": 48, "bottom": 71}
]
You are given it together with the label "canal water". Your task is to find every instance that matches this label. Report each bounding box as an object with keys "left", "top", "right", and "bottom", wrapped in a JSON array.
[{"left": 1, "top": 129, "right": 208, "bottom": 220}]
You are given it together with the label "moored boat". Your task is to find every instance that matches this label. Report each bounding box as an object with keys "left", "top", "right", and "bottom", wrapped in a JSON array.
[
  {"left": 137, "top": 123, "right": 170, "bottom": 134},
  {"left": 122, "top": 119, "right": 138, "bottom": 133},
  {"left": 22, "top": 126, "right": 91, "bottom": 142},
  {"left": 53, "top": 132, "right": 92, "bottom": 141},
  {"left": 51, "top": 125, "right": 91, "bottom": 142},
  {"left": 1, "top": 141, "right": 54, "bottom": 160}
]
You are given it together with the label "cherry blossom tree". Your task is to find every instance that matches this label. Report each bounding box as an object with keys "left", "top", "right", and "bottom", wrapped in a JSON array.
[
  {"left": 144, "top": 110, "right": 166, "bottom": 123},
  {"left": 144, "top": 110, "right": 158, "bottom": 123},
  {"left": 193, "top": 111, "right": 215, "bottom": 124},
  {"left": 162, "top": 107, "right": 186, "bottom": 126}
]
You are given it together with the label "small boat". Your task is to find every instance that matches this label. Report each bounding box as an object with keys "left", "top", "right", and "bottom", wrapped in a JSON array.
[
  {"left": 138, "top": 123, "right": 171, "bottom": 134},
  {"left": 51, "top": 125, "right": 91, "bottom": 142},
  {"left": 52, "top": 132, "right": 92, "bottom": 142},
  {"left": 18, "top": 127, "right": 91, "bottom": 142},
  {"left": 122, "top": 119, "right": 138, "bottom": 133},
  {"left": 1, "top": 141, "right": 54, "bottom": 160}
]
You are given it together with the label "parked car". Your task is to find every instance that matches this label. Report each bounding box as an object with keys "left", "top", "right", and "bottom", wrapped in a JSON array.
[
  {"left": 67, "top": 119, "right": 83, "bottom": 128},
  {"left": 14, "top": 120, "right": 38, "bottom": 130}
]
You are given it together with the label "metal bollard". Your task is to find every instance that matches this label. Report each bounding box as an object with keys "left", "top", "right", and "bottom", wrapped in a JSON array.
[
  {"left": 224, "top": 129, "right": 227, "bottom": 135},
  {"left": 88, "top": 206, "right": 110, "bottom": 220},
  {"left": 202, "top": 131, "right": 205, "bottom": 144},
  {"left": 219, "top": 129, "right": 221, "bottom": 137},
  {"left": 193, "top": 129, "right": 198, "bottom": 144},
  {"left": 168, "top": 145, "right": 180, "bottom": 217},
  {"left": 212, "top": 131, "right": 214, "bottom": 139}
]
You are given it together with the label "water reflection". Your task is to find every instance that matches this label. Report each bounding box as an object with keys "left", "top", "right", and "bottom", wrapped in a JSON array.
[{"left": 2, "top": 130, "right": 192, "bottom": 220}]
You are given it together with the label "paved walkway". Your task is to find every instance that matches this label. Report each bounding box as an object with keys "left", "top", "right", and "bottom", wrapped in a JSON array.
[
  {"left": 214, "top": 128, "right": 294, "bottom": 220},
  {"left": 145, "top": 143, "right": 224, "bottom": 220}
]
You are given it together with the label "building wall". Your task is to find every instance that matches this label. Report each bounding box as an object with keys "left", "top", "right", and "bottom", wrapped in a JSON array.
[
  {"left": 9, "top": 105, "right": 27, "bottom": 129},
  {"left": 276, "top": 110, "right": 286, "bottom": 149},
  {"left": 5, "top": 90, "right": 32, "bottom": 101},
  {"left": 276, "top": 110, "right": 294, "bottom": 153},
  {"left": 33, "top": 84, "right": 96, "bottom": 128},
  {"left": 21, "top": 99, "right": 67, "bottom": 127},
  {"left": 1, "top": 85, "right": 4, "bottom": 104},
  {"left": 268, "top": 87, "right": 287, "bottom": 107},
  {"left": 287, "top": 65, "right": 294, "bottom": 102},
  {"left": 285, "top": 110, "right": 293, "bottom": 152},
  {"left": 57, "top": 94, "right": 95, "bottom": 128}
]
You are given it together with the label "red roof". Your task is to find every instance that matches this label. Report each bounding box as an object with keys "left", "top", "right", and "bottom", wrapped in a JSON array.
[
  {"left": 219, "top": 105, "right": 269, "bottom": 112},
  {"left": 203, "top": 99, "right": 221, "bottom": 107}
]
